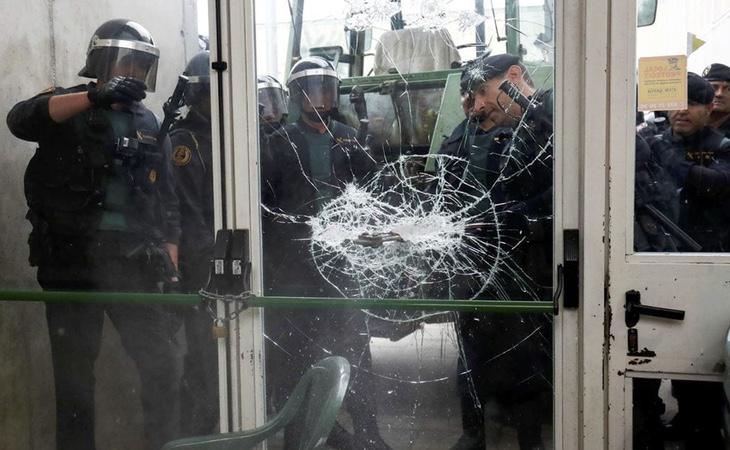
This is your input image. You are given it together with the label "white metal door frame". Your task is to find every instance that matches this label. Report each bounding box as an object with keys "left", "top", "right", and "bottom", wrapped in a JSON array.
[
  {"left": 208, "top": 0, "right": 268, "bottom": 432},
  {"left": 606, "top": 0, "right": 730, "bottom": 447},
  {"left": 210, "top": 0, "right": 611, "bottom": 446}
]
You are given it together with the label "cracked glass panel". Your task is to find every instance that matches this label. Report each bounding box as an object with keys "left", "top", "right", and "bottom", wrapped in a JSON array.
[{"left": 257, "top": 0, "right": 554, "bottom": 448}]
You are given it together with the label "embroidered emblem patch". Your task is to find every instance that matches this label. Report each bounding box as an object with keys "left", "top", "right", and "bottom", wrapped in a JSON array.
[{"left": 173, "top": 145, "right": 192, "bottom": 166}]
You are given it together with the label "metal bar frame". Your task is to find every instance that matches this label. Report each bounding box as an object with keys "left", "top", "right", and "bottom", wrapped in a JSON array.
[{"left": 0, "top": 290, "right": 554, "bottom": 312}]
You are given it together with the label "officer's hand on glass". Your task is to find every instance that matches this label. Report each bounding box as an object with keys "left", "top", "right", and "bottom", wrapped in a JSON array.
[{"left": 87, "top": 75, "right": 147, "bottom": 107}]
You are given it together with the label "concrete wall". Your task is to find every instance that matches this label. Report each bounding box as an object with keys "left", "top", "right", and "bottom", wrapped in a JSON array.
[{"left": 0, "top": 1, "right": 200, "bottom": 449}]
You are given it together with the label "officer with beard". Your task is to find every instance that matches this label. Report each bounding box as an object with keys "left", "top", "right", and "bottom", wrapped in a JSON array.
[{"left": 260, "top": 56, "right": 389, "bottom": 450}]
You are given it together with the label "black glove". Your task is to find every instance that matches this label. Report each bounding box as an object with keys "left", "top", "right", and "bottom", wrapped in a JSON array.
[{"left": 87, "top": 76, "right": 147, "bottom": 107}]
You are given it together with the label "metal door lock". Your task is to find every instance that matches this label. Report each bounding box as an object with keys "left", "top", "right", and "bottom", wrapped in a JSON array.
[{"left": 625, "top": 290, "right": 685, "bottom": 328}]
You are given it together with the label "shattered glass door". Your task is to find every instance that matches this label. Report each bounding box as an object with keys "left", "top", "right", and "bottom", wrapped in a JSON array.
[{"left": 256, "top": 0, "right": 555, "bottom": 448}]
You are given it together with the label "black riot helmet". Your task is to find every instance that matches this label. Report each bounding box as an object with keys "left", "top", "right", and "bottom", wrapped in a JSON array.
[
  {"left": 79, "top": 19, "right": 160, "bottom": 92},
  {"left": 258, "top": 75, "right": 288, "bottom": 126},
  {"left": 287, "top": 56, "right": 339, "bottom": 120},
  {"left": 183, "top": 51, "right": 211, "bottom": 107}
]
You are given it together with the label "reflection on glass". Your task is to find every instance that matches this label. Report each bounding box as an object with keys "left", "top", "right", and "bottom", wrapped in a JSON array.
[
  {"left": 257, "top": 0, "right": 554, "bottom": 448},
  {"left": 3, "top": 4, "right": 211, "bottom": 448}
]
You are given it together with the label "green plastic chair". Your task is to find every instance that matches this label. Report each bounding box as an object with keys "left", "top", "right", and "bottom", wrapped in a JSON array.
[{"left": 162, "top": 356, "right": 351, "bottom": 450}]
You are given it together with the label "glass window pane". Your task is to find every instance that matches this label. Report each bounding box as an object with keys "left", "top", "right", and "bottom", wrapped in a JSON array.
[
  {"left": 634, "top": 0, "right": 730, "bottom": 253},
  {"left": 257, "top": 0, "right": 555, "bottom": 447}
]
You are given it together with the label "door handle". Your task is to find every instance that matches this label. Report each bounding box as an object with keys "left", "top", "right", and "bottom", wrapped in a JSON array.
[
  {"left": 562, "top": 229, "right": 579, "bottom": 309},
  {"left": 625, "top": 290, "right": 685, "bottom": 327}
]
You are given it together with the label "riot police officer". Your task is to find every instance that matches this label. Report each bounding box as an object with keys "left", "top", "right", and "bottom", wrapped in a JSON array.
[
  {"left": 7, "top": 19, "right": 181, "bottom": 450},
  {"left": 169, "top": 50, "right": 218, "bottom": 437},
  {"left": 257, "top": 74, "right": 288, "bottom": 135},
  {"left": 448, "top": 54, "right": 553, "bottom": 450},
  {"left": 260, "top": 56, "right": 390, "bottom": 450}
]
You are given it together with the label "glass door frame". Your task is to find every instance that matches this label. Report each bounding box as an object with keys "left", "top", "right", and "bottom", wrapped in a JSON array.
[{"left": 212, "top": 0, "right": 608, "bottom": 447}]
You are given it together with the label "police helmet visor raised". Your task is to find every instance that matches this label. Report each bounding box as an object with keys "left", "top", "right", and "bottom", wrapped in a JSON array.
[
  {"left": 89, "top": 38, "right": 160, "bottom": 92},
  {"left": 288, "top": 69, "right": 339, "bottom": 110}
]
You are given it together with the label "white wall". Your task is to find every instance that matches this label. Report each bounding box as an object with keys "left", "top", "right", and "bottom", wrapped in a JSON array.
[{"left": 0, "top": 1, "right": 200, "bottom": 449}]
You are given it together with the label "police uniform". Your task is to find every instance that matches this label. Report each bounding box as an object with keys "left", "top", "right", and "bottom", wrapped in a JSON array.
[
  {"left": 438, "top": 112, "right": 552, "bottom": 450},
  {"left": 261, "top": 118, "right": 388, "bottom": 450},
  {"left": 704, "top": 63, "right": 730, "bottom": 139},
  {"left": 648, "top": 127, "right": 730, "bottom": 251},
  {"left": 8, "top": 83, "right": 181, "bottom": 450},
  {"left": 169, "top": 108, "right": 218, "bottom": 436},
  {"left": 634, "top": 134, "right": 680, "bottom": 252}
]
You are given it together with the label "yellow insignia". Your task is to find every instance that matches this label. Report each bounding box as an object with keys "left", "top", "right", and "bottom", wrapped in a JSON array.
[
  {"left": 173, "top": 145, "right": 192, "bottom": 166},
  {"left": 148, "top": 169, "right": 158, "bottom": 184}
]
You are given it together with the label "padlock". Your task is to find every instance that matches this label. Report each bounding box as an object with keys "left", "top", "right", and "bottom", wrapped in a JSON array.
[{"left": 212, "top": 323, "right": 228, "bottom": 339}]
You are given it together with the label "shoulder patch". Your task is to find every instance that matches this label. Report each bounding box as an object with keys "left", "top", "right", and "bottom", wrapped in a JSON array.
[{"left": 173, "top": 145, "right": 193, "bottom": 166}]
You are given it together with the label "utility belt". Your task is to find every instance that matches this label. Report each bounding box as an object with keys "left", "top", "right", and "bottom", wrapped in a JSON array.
[{"left": 29, "top": 223, "right": 175, "bottom": 277}]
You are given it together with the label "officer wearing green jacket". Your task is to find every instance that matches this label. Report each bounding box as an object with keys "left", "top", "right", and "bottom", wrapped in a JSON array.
[{"left": 7, "top": 19, "right": 181, "bottom": 450}]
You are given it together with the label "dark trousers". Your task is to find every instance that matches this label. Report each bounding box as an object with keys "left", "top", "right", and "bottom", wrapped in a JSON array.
[
  {"left": 179, "top": 255, "right": 219, "bottom": 437},
  {"left": 671, "top": 380, "right": 724, "bottom": 449},
  {"left": 40, "top": 259, "right": 181, "bottom": 450},
  {"left": 456, "top": 312, "right": 552, "bottom": 450},
  {"left": 632, "top": 378, "right": 664, "bottom": 450},
  {"left": 179, "top": 306, "right": 219, "bottom": 436}
]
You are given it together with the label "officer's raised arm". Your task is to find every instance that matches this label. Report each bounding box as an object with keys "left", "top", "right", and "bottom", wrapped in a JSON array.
[{"left": 47, "top": 76, "right": 147, "bottom": 123}]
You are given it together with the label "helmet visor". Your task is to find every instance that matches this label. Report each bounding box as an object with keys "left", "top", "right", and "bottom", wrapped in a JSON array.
[
  {"left": 93, "top": 47, "right": 159, "bottom": 92},
  {"left": 290, "top": 75, "right": 338, "bottom": 111},
  {"left": 258, "top": 86, "right": 288, "bottom": 122}
]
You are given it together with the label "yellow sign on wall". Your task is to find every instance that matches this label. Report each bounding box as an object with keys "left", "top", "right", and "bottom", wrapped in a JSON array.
[{"left": 637, "top": 55, "right": 687, "bottom": 111}]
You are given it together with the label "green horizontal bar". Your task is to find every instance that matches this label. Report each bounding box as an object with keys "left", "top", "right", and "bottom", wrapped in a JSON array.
[
  {"left": 254, "top": 297, "right": 553, "bottom": 313},
  {"left": 0, "top": 290, "right": 199, "bottom": 306},
  {"left": 0, "top": 290, "right": 553, "bottom": 314}
]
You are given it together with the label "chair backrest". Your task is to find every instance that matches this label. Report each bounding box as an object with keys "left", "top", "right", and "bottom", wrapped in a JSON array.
[
  {"left": 373, "top": 28, "right": 461, "bottom": 75},
  {"left": 160, "top": 356, "right": 350, "bottom": 450},
  {"left": 282, "top": 356, "right": 351, "bottom": 449}
]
